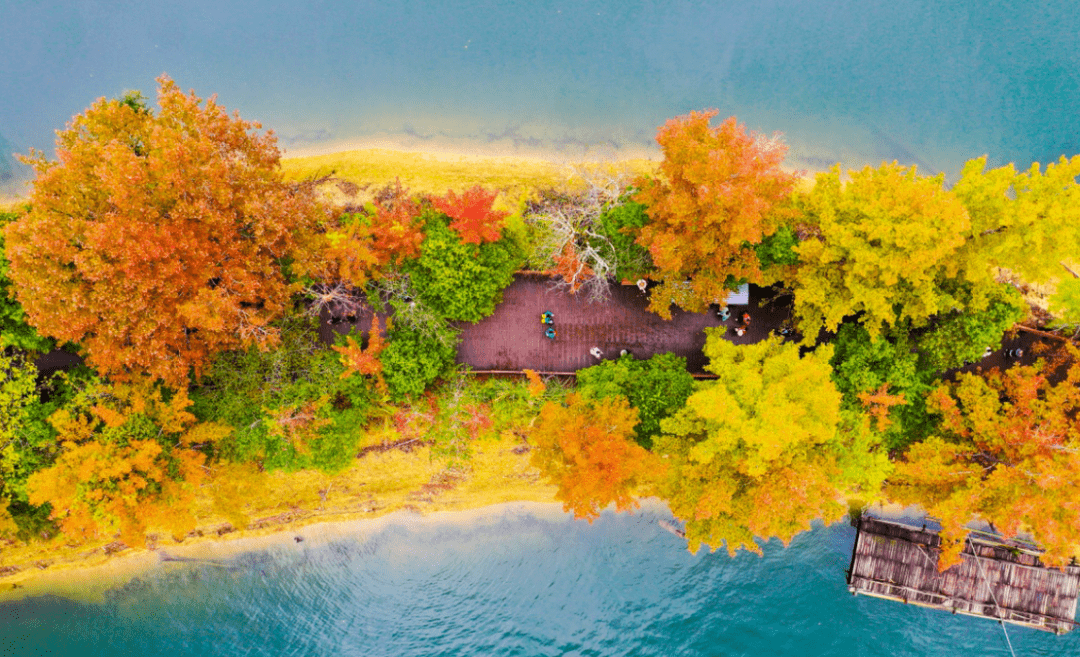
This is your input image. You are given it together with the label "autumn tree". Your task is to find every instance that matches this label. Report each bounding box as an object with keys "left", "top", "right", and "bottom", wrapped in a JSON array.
[
  {"left": 401, "top": 211, "right": 522, "bottom": 323},
  {"left": 953, "top": 155, "right": 1080, "bottom": 286},
  {"left": 26, "top": 378, "right": 231, "bottom": 547},
  {"left": 0, "top": 210, "right": 54, "bottom": 354},
  {"left": 791, "top": 162, "right": 975, "bottom": 341},
  {"left": 575, "top": 352, "right": 695, "bottom": 449},
  {"left": 333, "top": 316, "right": 387, "bottom": 389},
  {"left": 295, "top": 196, "right": 425, "bottom": 305},
  {"left": 633, "top": 111, "right": 797, "bottom": 318},
  {"left": 5, "top": 76, "right": 324, "bottom": 386},
  {"left": 531, "top": 393, "right": 663, "bottom": 521},
  {"left": 656, "top": 333, "right": 889, "bottom": 555},
  {"left": 889, "top": 358, "right": 1080, "bottom": 569},
  {"left": 431, "top": 185, "right": 508, "bottom": 245}
]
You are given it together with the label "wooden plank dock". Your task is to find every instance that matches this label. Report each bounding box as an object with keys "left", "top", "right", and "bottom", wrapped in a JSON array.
[{"left": 847, "top": 516, "right": 1080, "bottom": 634}]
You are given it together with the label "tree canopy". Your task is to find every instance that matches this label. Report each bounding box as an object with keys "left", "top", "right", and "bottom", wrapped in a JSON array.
[
  {"left": 633, "top": 111, "right": 797, "bottom": 318},
  {"left": 889, "top": 358, "right": 1080, "bottom": 569},
  {"left": 27, "top": 378, "right": 231, "bottom": 547},
  {"left": 0, "top": 210, "right": 54, "bottom": 354},
  {"left": 792, "top": 162, "right": 972, "bottom": 340},
  {"left": 657, "top": 333, "right": 889, "bottom": 555},
  {"left": 953, "top": 155, "right": 1080, "bottom": 285},
  {"left": 5, "top": 76, "right": 323, "bottom": 386},
  {"left": 531, "top": 393, "right": 661, "bottom": 521},
  {"left": 402, "top": 210, "right": 522, "bottom": 324},
  {"left": 575, "top": 352, "right": 695, "bottom": 449}
]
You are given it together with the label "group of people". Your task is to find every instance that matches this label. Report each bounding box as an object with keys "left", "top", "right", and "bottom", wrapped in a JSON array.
[
  {"left": 719, "top": 308, "right": 752, "bottom": 337},
  {"left": 541, "top": 310, "right": 556, "bottom": 339}
]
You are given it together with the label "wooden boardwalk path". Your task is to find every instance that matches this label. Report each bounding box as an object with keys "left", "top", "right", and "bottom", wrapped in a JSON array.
[{"left": 453, "top": 274, "right": 788, "bottom": 374}]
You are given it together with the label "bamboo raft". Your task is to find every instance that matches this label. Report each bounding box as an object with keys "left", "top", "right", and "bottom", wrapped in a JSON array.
[{"left": 847, "top": 517, "right": 1080, "bottom": 634}]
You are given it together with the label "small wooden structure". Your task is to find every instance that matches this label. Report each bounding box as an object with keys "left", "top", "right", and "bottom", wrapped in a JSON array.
[{"left": 847, "top": 516, "right": 1080, "bottom": 634}]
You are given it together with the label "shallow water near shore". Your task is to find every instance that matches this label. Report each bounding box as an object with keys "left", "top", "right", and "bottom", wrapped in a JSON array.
[
  {"left": 3, "top": 504, "right": 1076, "bottom": 656},
  {"left": 3, "top": 0, "right": 1079, "bottom": 196}
]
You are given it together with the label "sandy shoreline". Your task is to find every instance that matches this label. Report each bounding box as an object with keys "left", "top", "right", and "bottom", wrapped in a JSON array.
[
  {"left": 279, "top": 132, "right": 662, "bottom": 165},
  {"left": 0, "top": 500, "right": 575, "bottom": 605}
]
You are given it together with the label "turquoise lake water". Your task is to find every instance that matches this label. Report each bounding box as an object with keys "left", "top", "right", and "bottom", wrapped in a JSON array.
[
  {"left": 2, "top": 0, "right": 1078, "bottom": 194},
  {"left": 2, "top": 3, "right": 1079, "bottom": 653},
  {"left": 3, "top": 504, "right": 1076, "bottom": 656}
]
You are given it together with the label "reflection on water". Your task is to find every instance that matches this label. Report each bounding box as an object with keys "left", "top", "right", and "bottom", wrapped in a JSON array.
[{"left": 2, "top": 504, "right": 1077, "bottom": 656}]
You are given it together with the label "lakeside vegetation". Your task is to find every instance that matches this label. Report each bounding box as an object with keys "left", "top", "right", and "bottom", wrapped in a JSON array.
[{"left": 2, "top": 77, "right": 1080, "bottom": 582}]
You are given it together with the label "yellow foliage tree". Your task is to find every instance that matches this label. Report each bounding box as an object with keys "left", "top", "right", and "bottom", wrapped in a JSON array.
[
  {"left": 792, "top": 162, "right": 972, "bottom": 340},
  {"left": 26, "top": 378, "right": 231, "bottom": 546},
  {"left": 657, "top": 333, "right": 890, "bottom": 555}
]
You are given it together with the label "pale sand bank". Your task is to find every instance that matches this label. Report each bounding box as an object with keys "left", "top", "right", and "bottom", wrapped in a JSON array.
[
  {"left": 280, "top": 132, "right": 662, "bottom": 165},
  {"left": 0, "top": 436, "right": 563, "bottom": 602},
  {"left": 0, "top": 501, "right": 573, "bottom": 605}
]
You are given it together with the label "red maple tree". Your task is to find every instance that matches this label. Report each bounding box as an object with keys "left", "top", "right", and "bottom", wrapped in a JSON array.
[{"left": 431, "top": 186, "right": 508, "bottom": 244}]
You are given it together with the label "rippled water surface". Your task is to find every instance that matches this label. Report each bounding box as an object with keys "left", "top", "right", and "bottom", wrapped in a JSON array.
[
  {"left": 3, "top": 505, "right": 1077, "bottom": 656},
  {"left": 2, "top": 0, "right": 1079, "bottom": 194}
]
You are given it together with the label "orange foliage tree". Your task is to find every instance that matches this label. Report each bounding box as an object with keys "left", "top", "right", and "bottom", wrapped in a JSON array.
[
  {"left": 889, "top": 358, "right": 1080, "bottom": 569},
  {"left": 26, "top": 378, "right": 231, "bottom": 547},
  {"left": 633, "top": 111, "right": 797, "bottom": 318},
  {"left": 431, "top": 185, "right": 508, "bottom": 245},
  {"left": 333, "top": 316, "right": 387, "bottom": 391},
  {"left": 530, "top": 393, "right": 663, "bottom": 521},
  {"left": 5, "top": 77, "right": 323, "bottom": 387},
  {"left": 550, "top": 243, "right": 595, "bottom": 294}
]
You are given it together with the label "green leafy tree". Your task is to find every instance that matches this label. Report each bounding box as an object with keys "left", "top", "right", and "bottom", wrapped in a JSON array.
[
  {"left": 0, "top": 352, "right": 45, "bottom": 534},
  {"left": 190, "top": 313, "right": 373, "bottom": 472},
  {"left": 913, "top": 282, "right": 1026, "bottom": 372},
  {"left": 1050, "top": 276, "right": 1080, "bottom": 329},
  {"left": 575, "top": 353, "right": 694, "bottom": 449},
  {"left": 792, "top": 162, "right": 972, "bottom": 340},
  {"left": 402, "top": 211, "right": 523, "bottom": 324},
  {"left": 0, "top": 210, "right": 53, "bottom": 353},
  {"left": 591, "top": 197, "right": 653, "bottom": 281},
  {"left": 754, "top": 224, "right": 800, "bottom": 268},
  {"left": 657, "top": 333, "right": 889, "bottom": 555},
  {"left": 380, "top": 320, "right": 460, "bottom": 401},
  {"left": 829, "top": 323, "right": 935, "bottom": 451}
]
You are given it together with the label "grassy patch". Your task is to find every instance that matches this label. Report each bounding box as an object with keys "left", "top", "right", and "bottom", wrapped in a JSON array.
[{"left": 279, "top": 148, "right": 659, "bottom": 208}]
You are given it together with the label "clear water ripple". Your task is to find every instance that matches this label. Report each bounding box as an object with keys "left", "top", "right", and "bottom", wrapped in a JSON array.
[{"left": 2, "top": 505, "right": 1078, "bottom": 656}]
